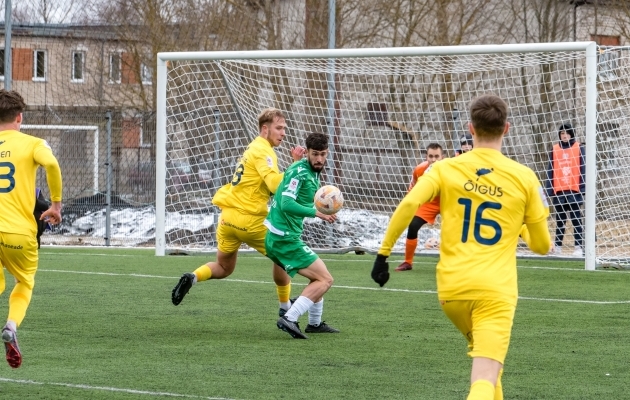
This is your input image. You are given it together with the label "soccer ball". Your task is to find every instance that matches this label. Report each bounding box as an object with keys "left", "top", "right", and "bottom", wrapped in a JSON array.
[
  {"left": 424, "top": 237, "right": 440, "bottom": 250},
  {"left": 314, "top": 185, "right": 343, "bottom": 215}
]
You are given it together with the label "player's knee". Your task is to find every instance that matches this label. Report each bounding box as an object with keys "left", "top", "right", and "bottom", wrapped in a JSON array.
[
  {"left": 215, "top": 263, "right": 235, "bottom": 278},
  {"left": 16, "top": 279, "right": 34, "bottom": 291},
  {"left": 321, "top": 274, "right": 334, "bottom": 290}
]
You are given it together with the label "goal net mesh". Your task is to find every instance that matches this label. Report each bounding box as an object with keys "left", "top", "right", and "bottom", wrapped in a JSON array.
[{"left": 161, "top": 47, "right": 630, "bottom": 265}]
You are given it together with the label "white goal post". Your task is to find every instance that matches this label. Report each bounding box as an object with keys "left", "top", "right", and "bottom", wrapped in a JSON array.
[
  {"left": 21, "top": 124, "right": 100, "bottom": 195},
  {"left": 156, "top": 42, "right": 601, "bottom": 270}
]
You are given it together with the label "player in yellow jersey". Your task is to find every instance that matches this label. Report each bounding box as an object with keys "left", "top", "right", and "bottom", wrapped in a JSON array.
[
  {"left": 0, "top": 90, "right": 63, "bottom": 368},
  {"left": 172, "top": 108, "right": 304, "bottom": 317},
  {"left": 372, "top": 94, "right": 550, "bottom": 400}
]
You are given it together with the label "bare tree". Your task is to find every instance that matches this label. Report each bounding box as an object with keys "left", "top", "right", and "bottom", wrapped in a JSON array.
[
  {"left": 501, "top": 0, "right": 576, "bottom": 176},
  {"left": 12, "top": 0, "right": 90, "bottom": 23}
]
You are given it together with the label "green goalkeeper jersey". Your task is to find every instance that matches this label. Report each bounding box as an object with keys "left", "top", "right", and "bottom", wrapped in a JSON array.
[{"left": 264, "top": 158, "right": 319, "bottom": 238}]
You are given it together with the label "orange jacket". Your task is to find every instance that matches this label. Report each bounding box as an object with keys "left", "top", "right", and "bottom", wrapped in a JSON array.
[
  {"left": 410, "top": 161, "right": 440, "bottom": 209},
  {"left": 552, "top": 142, "right": 581, "bottom": 193}
]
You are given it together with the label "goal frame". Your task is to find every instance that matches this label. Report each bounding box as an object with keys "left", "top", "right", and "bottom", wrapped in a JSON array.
[
  {"left": 155, "top": 42, "right": 598, "bottom": 271},
  {"left": 21, "top": 124, "right": 100, "bottom": 195}
]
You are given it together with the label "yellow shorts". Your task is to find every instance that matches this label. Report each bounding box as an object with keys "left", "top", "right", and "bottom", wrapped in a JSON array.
[
  {"left": 0, "top": 232, "right": 38, "bottom": 293},
  {"left": 216, "top": 208, "right": 267, "bottom": 255},
  {"left": 440, "top": 299, "right": 515, "bottom": 364}
]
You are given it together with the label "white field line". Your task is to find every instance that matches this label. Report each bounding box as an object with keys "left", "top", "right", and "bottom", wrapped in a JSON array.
[
  {"left": 0, "top": 377, "right": 238, "bottom": 399},
  {"left": 39, "top": 252, "right": 630, "bottom": 273},
  {"left": 37, "top": 268, "right": 630, "bottom": 304}
]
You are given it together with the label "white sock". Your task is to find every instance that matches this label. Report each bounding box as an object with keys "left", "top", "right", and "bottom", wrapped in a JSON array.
[
  {"left": 280, "top": 301, "right": 291, "bottom": 311},
  {"left": 308, "top": 298, "right": 324, "bottom": 327},
  {"left": 5, "top": 320, "right": 16, "bottom": 332},
  {"left": 192, "top": 274, "right": 198, "bottom": 285},
  {"left": 284, "top": 296, "right": 314, "bottom": 322}
]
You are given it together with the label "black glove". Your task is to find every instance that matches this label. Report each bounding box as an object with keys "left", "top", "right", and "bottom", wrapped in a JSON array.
[
  {"left": 34, "top": 190, "right": 50, "bottom": 249},
  {"left": 371, "top": 254, "right": 390, "bottom": 287}
]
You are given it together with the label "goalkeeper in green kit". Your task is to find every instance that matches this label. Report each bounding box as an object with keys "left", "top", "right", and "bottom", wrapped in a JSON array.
[{"left": 265, "top": 132, "right": 339, "bottom": 339}]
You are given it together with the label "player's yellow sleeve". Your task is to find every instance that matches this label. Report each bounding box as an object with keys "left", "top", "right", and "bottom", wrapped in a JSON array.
[
  {"left": 520, "top": 221, "right": 551, "bottom": 255},
  {"left": 253, "top": 154, "right": 282, "bottom": 194},
  {"left": 521, "top": 181, "right": 551, "bottom": 254},
  {"left": 34, "top": 143, "right": 62, "bottom": 201},
  {"left": 379, "top": 177, "right": 439, "bottom": 256}
]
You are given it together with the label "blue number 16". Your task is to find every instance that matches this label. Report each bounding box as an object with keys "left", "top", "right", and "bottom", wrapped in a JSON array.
[
  {"left": 0, "top": 162, "right": 15, "bottom": 193},
  {"left": 457, "top": 198, "right": 502, "bottom": 245}
]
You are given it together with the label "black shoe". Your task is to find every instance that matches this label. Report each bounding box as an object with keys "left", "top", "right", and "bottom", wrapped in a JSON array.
[
  {"left": 305, "top": 321, "right": 340, "bottom": 333},
  {"left": 276, "top": 316, "right": 308, "bottom": 339},
  {"left": 278, "top": 297, "right": 297, "bottom": 317},
  {"left": 172, "top": 273, "right": 195, "bottom": 305}
]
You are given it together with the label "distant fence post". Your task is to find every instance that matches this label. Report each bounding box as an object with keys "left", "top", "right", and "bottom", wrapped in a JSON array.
[
  {"left": 4, "top": 0, "right": 11, "bottom": 90},
  {"left": 105, "top": 111, "right": 112, "bottom": 246}
]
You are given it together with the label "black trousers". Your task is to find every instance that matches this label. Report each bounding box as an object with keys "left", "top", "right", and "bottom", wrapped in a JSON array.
[
  {"left": 406, "top": 216, "right": 428, "bottom": 240},
  {"left": 554, "top": 202, "right": 583, "bottom": 248}
]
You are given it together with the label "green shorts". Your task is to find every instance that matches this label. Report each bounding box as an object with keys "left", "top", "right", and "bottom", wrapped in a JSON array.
[{"left": 264, "top": 233, "right": 319, "bottom": 277}]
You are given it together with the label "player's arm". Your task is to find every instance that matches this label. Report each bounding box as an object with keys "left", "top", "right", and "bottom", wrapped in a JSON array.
[
  {"left": 253, "top": 153, "right": 283, "bottom": 193},
  {"left": 34, "top": 144, "right": 62, "bottom": 201},
  {"left": 519, "top": 221, "right": 550, "bottom": 255},
  {"left": 280, "top": 194, "right": 316, "bottom": 219},
  {"left": 522, "top": 180, "right": 551, "bottom": 255},
  {"left": 372, "top": 175, "right": 439, "bottom": 286},
  {"left": 34, "top": 142, "right": 63, "bottom": 224},
  {"left": 379, "top": 176, "right": 439, "bottom": 257}
]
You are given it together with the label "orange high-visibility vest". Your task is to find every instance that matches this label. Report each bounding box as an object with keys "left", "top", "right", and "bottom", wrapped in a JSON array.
[{"left": 552, "top": 142, "right": 581, "bottom": 193}]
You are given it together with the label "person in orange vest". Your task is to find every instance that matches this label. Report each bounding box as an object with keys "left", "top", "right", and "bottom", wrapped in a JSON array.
[
  {"left": 545, "top": 123, "right": 585, "bottom": 257},
  {"left": 395, "top": 143, "right": 444, "bottom": 271}
]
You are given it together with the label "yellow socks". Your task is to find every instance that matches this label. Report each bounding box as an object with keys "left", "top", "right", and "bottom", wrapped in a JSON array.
[
  {"left": 193, "top": 264, "right": 212, "bottom": 282},
  {"left": 494, "top": 369, "right": 503, "bottom": 400},
  {"left": 276, "top": 283, "right": 291, "bottom": 303},
  {"left": 8, "top": 283, "right": 33, "bottom": 326},
  {"left": 404, "top": 238, "right": 418, "bottom": 264},
  {"left": 467, "top": 379, "right": 495, "bottom": 400}
]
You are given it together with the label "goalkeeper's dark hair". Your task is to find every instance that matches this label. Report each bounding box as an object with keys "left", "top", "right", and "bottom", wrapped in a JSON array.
[
  {"left": 426, "top": 143, "right": 443, "bottom": 152},
  {"left": 305, "top": 132, "right": 329, "bottom": 151},
  {"left": 469, "top": 94, "right": 508, "bottom": 139},
  {"left": 0, "top": 90, "right": 26, "bottom": 123},
  {"left": 258, "top": 107, "right": 286, "bottom": 130}
]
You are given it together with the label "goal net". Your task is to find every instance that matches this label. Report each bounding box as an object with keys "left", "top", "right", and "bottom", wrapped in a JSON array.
[{"left": 156, "top": 43, "right": 628, "bottom": 270}]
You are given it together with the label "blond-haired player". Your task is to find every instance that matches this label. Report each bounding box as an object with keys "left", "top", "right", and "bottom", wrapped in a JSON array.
[
  {"left": 372, "top": 94, "right": 550, "bottom": 399},
  {"left": 0, "top": 90, "right": 63, "bottom": 368},
  {"left": 172, "top": 108, "right": 304, "bottom": 317}
]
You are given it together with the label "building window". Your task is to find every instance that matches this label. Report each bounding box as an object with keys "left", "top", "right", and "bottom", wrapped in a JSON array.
[
  {"left": 72, "top": 51, "right": 85, "bottom": 82},
  {"left": 0, "top": 49, "right": 4, "bottom": 80},
  {"left": 592, "top": 35, "right": 620, "bottom": 81},
  {"left": 109, "top": 52, "right": 121, "bottom": 83},
  {"left": 122, "top": 115, "right": 152, "bottom": 148},
  {"left": 141, "top": 63, "right": 152, "bottom": 85},
  {"left": 33, "top": 50, "right": 46, "bottom": 81}
]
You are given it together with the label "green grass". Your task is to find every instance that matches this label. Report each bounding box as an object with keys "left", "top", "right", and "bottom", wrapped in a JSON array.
[{"left": 0, "top": 248, "right": 628, "bottom": 399}]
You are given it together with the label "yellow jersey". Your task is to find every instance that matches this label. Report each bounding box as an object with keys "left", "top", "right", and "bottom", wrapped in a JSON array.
[
  {"left": 380, "top": 148, "right": 549, "bottom": 305},
  {"left": 212, "top": 136, "right": 282, "bottom": 216},
  {"left": 0, "top": 129, "right": 62, "bottom": 236}
]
